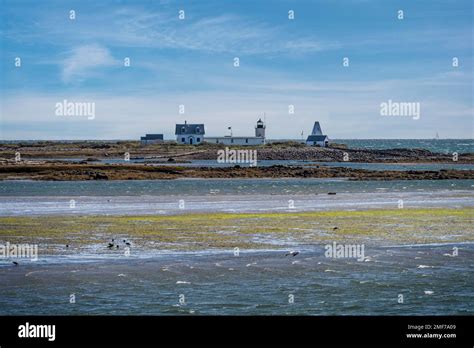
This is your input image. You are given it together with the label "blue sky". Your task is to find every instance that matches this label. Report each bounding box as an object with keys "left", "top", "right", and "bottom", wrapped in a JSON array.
[{"left": 0, "top": 0, "right": 472, "bottom": 140}]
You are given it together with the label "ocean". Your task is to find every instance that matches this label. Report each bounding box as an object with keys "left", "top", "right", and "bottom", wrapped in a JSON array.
[
  {"left": 0, "top": 140, "right": 473, "bottom": 315},
  {"left": 0, "top": 244, "right": 472, "bottom": 315},
  {"left": 334, "top": 139, "right": 473, "bottom": 154}
]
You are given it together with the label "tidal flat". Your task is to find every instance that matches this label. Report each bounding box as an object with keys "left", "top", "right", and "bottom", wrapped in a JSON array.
[{"left": 0, "top": 208, "right": 472, "bottom": 258}]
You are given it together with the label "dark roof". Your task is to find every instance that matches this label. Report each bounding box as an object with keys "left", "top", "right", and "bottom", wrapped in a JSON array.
[
  {"left": 143, "top": 134, "right": 163, "bottom": 140},
  {"left": 306, "top": 135, "right": 328, "bottom": 142},
  {"left": 311, "top": 122, "right": 323, "bottom": 135},
  {"left": 175, "top": 124, "right": 205, "bottom": 135}
]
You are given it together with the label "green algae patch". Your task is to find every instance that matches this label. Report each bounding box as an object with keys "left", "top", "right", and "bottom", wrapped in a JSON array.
[{"left": 0, "top": 208, "right": 472, "bottom": 254}]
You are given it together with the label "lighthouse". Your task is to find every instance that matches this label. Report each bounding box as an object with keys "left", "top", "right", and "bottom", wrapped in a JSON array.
[{"left": 255, "top": 118, "right": 266, "bottom": 138}]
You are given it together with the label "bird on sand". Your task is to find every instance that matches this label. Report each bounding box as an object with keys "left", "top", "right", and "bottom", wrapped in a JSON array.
[
  {"left": 285, "top": 251, "right": 300, "bottom": 257},
  {"left": 12, "top": 261, "right": 19, "bottom": 266}
]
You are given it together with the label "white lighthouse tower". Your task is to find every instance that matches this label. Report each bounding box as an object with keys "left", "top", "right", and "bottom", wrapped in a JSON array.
[{"left": 255, "top": 118, "right": 266, "bottom": 139}]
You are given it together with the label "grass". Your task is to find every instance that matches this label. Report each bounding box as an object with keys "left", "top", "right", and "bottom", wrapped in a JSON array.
[{"left": 0, "top": 208, "right": 472, "bottom": 253}]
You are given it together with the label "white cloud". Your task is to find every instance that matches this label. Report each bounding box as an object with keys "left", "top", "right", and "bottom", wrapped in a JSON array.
[{"left": 61, "top": 44, "right": 118, "bottom": 83}]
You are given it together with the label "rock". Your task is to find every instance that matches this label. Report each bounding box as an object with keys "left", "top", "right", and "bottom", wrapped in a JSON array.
[{"left": 89, "top": 172, "right": 108, "bottom": 180}]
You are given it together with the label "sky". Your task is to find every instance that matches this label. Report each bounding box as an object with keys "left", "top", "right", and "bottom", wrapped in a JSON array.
[{"left": 0, "top": 0, "right": 472, "bottom": 140}]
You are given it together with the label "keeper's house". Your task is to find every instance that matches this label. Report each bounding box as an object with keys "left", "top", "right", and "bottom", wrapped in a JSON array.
[
  {"left": 175, "top": 121, "right": 205, "bottom": 145},
  {"left": 140, "top": 133, "right": 163, "bottom": 145},
  {"left": 306, "top": 122, "right": 329, "bottom": 147},
  {"left": 205, "top": 119, "right": 266, "bottom": 146}
]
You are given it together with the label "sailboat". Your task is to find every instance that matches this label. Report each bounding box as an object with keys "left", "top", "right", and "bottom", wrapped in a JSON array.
[{"left": 434, "top": 132, "right": 440, "bottom": 140}]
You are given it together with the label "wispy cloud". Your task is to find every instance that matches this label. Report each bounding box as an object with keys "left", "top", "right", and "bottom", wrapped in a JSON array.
[
  {"left": 61, "top": 44, "right": 119, "bottom": 83},
  {"left": 5, "top": 6, "right": 339, "bottom": 55}
]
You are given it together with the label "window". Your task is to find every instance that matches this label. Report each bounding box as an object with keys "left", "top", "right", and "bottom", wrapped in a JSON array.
[
  {"left": 196, "top": 126, "right": 200, "bottom": 133},
  {"left": 231, "top": 139, "right": 234, "bottom": 143},
  {"left": 181, "top": 127, "right": 186, "bottom": 133},
  {"left": 246, "top": 139, "right": 248, "bottom": 143},
  {"left": 197, "top": 138, "right": 200, "bottom": 142},
  {"left": 181, "top": 137, "right": 185, "bottom": 143}
]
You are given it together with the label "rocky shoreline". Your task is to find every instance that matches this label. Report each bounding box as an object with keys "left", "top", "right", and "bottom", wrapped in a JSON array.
[
  {"left": 0, "top": 162, "right": 472, "bottom": 181},
  {"left": 1, "top": 141, "right": 473, "bottom": 163}
]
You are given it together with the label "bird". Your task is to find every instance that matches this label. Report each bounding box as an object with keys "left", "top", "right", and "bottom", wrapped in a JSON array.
[
  {"left": 125, "top": 242, "right": 131, "bottom": 246},
  {"left": 66, "top": 244, "right": 69, "bottom": 248},
  {"left": 116, "top": 245, "right": 119, "bottom": 249},
  {"left": 12, "top": 261, "right": 19, "bottom": 266},
  {"left": 333, "top": 227, "right": 339, "bottom": 230},
  {"left": 285, "top": 251, "right": 299, "bottom": 257},
  {"left": 107, "top": 243, "right": 114, "bottom": 249}
]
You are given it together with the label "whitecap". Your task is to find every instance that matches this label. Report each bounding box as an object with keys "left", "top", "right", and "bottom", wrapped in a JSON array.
[{"left": 417, "top": 265, "right": 433, "bottom": 269}]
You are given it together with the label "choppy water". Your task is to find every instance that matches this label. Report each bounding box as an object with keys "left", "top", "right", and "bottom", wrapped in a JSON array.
[
  {"left": 1, "top": 178, "right": 473, "bottom": 197},
  {"left": 334, "top": 139, "right": 473, "bottom": 154},
  {"left": 1, "top": 179, "right": 472, "bottom": 216},
  {"left": 1, "top": 178, "right": 473, "bottom": 315},
  {"left": 38, "top": 158, "right": 474, "bottom": 171},
  {"left": 0, "top": 244, "right": 472, "bottom": 315}
]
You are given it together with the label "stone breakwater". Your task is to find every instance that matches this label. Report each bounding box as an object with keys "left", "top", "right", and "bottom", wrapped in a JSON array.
[{"left": 0, "top": 162, "right": 472, "bottom": 181}]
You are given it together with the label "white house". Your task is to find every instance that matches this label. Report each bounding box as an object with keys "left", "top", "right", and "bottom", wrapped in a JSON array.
[
  {"left": 175, "top": 121, "right": 205, "bottom": 145},
  {"left": 306, "top": 122, "right": 329, "bottom": 147},
  {"left": 205, "top": 118, "right": 266, "bottom": 145}
]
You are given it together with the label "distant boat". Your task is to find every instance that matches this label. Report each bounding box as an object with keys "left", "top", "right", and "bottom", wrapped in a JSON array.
[{"left": 434, "top": 132, "right": 440, "bottom": 140}]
